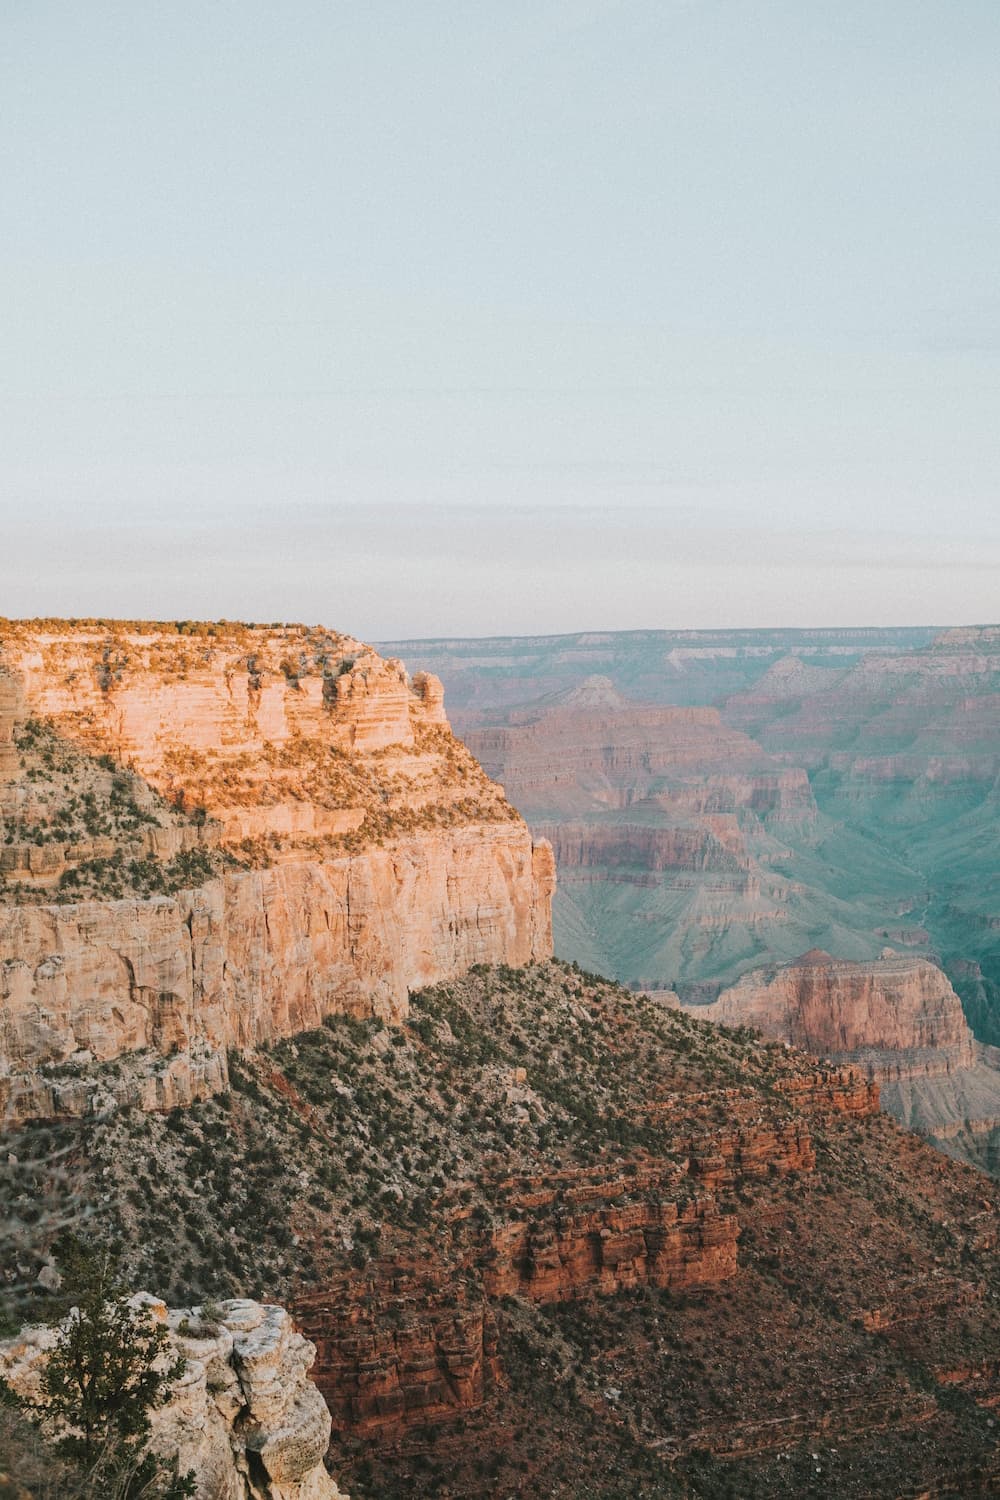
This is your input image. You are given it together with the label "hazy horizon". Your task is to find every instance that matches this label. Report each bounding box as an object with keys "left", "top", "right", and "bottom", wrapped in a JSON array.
[{"left": 3, "top": 3, "right": 999, "bottom": 636}]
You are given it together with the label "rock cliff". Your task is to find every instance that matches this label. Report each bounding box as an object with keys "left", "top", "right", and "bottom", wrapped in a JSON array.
[
  {"left": 698, "top": 950, "right": 977, "bottom": 1082},
  {"left": 0, "top": 1296, "right": 347, "bottom": 1499},
  {"left": 465, "top": 686, "right": 778, "bottom": 815},
  {"left": 694, "top": 950, "right": 1000, "bottom": 1166},
  {"left": 461, "top": 684, "right": 858, "bottom": 994},
  {"left": 0, "top": 621, "right": 553, "bottom": 1123}
]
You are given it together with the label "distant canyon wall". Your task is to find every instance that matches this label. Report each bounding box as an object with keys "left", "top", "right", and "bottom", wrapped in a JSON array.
[
  {"left": 693, "top": 951, "right": 1000, "bottom": 1168},
  {"left": 697, "top": 951, "right": 977, "bottom": 1084}
]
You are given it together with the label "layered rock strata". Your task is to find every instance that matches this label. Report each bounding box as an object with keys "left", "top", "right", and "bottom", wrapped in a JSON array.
[
  {"left": 0, "top": 622, "right": 554, "bottom": 1123},
  {"left": 459, "top": 680, "right": 848, "bottom": 993},
  {"left": 386, "top": 627, "right": 1000, "bottom": 1076},
  {"left": 0, "top": 671, "right": 22, "bottom": 781},
  {"left": 697, "top": 951, "right": 976, "bottom": 1082},
  {"left": 465, "top": 686, "right": 779, "bottom": 816},
  {"left": 693, "top": 951, "right": 1000, "bottom": 1160},
  {"left": 294, "top": 1086, "right": 877, "bottom": 1444},
  {"left": 0, "top": 1296, "right": 348, "bottom": 1499}
]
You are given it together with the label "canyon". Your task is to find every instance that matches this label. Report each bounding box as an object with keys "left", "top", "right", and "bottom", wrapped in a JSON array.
[
  {"left": 388, "top": 624, "right": 997, "bottom": 1002},
  {"left": 391, "top": 624, "right": 1000, "bottom": 1170},
  {"left": 3, "top": 618, "right": 1000, "bottom": 1497}
]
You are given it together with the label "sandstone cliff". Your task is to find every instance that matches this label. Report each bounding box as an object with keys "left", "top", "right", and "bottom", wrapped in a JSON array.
[
  {"left": 694, "top": 950, "right": 1000, "bottom": 1164},
  {"left": 697, "top": 950, "right": 977, "bottom": 1083},
  {"left": 0, "top": 621, "right": 554, "bottom": 1122},
  {"left": 0, "top": 1296, "right": 347, "bottom": 1499}
]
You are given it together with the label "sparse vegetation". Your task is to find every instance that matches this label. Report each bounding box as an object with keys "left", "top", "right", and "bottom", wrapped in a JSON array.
[
  {"left": 0, "top": 1237, "right": 195, "bottom": 1499},
  {"left": 3, "top": 961, "right": 1000, "bottom": 1497}
]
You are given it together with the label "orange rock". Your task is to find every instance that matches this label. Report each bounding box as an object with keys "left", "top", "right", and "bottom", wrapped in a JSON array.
[{"left": 0, "top": 622, "right": 554, "bottom": 1123}]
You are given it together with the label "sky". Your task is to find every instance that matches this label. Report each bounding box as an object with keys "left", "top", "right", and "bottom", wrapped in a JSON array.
[{"left": 2, "top": 0, "right": 998, "bottom": 637}]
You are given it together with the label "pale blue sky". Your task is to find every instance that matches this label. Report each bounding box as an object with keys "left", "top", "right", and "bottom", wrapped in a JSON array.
[{"left": 2, "top": 1, "right": 998, "bottom": 635}]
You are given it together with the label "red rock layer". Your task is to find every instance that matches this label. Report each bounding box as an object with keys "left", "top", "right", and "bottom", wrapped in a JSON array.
[
  {"left": 295, "top": 1070, "right": 873, "bottom": 1444},
  {"left": 297, "top": 1269, "right": 501, "bottom": 1439},
  {"left": 482, "top": 1172, "right": 737, "bottom": 1302},
  {"left": 699, "top": 952, "right": 976, "bottom": 1083}
]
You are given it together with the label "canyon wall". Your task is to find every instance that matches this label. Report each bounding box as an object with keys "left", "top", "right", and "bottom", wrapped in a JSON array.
[
  {"left": 694, "top": 951, "right": 1000, "bottom": 1164},
  {"left": 388, "top": 626, "right": 999, "bottom": 1038},
  {"left": 0, "top": 623, "right": 553, "bottom": 1122},
  {"left": 296, "top": 1115, "right": 870, "bottom": 1443},
  {"left": 460, "top": 677, "right": 858, "bottom": 994},
  {"left": 0, "top": 827, "right": 554, "bottom": 1121},
  {"left": 698, "top": 951, "right": 977, "bottom": 1083}
]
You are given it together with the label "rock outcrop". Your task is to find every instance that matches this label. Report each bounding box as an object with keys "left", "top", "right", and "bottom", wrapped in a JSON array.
[
  {"left": 693, "top": 951, "right": 1000, "bottom": 1164},
  {"left": 0, "top": 621, "right": 553, "bottom": 1123},
  {"left": 0, "top": 1296, "right": 348, "bottom": 1499},
  {"left": 0, "top": 671, "right": 22, "bottom": 781},
  {"left": 697, "top": 951, "right": 977, "bottom": 1082}
]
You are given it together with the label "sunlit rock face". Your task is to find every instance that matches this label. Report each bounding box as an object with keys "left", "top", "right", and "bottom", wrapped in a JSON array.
[
  {"left": 692, "top": 950, "right": 1000, "bottom": 1168},
  {"left": 0, "top": 621, "right": 553, "bottom": 1123},
  {"left": 698, "top": 951, "right": 977, "bottom": 1083}
]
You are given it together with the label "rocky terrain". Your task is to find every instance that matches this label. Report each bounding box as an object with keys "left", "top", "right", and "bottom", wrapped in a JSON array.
[
  {"left": 460, "top": 673, "right": 918, "bottom": 1001},
  {"left": 389, "top": 625, "right": 1000, "bottom": 1156},
  {"left": 1, "top": 1295, "right": 348, "bottom": 1499},
  {"left": 4, "top": 960, "right": 1000, "bottom": 1496},
  {"left": 0, "top": 620, "right": 553, "bottom": 1124},
  {"left": 3, "top": 617, "right": 1000, "bottom": 1497},
  {"left": 699, "top": 951, "right": 978, "bottom": 1081},
  {"left": 694, "top": 950, "right": 1000, "bottom": 1170}
]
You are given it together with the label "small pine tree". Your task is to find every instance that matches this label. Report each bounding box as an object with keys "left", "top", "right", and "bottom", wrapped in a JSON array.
[{"left": 1, "top": 1236, "right": 195, "bottom": 1500}]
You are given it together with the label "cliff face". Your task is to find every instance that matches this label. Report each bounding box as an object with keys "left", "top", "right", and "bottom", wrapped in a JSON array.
[
  {"left": 694, "top": 950, "right": 1000, "bottom": 1162},
  {"left": 461, "top": 682, "right": 848, "bottom": 993},
  {"left": 466, "top": 689, "right": 775, "bottom": 815},
  {"left": 704, "top": 948, "right": 977, "bottom": 1080},
  {"left": 0, "top": 1297, "right": 348, "bottom": 1499},
  {"left": 0, "top": 622, "right": 553, "bottom": 1123},
  {"left": 699, "top": 951, "right": 977, "bottom": 1082}
]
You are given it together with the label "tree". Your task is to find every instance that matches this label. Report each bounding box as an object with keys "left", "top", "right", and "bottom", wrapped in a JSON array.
[{"left": 0, "top": 1236, "right": 195, "bottom": 1500}]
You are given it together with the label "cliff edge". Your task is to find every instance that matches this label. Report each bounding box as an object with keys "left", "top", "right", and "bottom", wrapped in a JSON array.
[{"left": 0, "top": 620, "right": 554, "bottom": 1123}]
